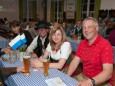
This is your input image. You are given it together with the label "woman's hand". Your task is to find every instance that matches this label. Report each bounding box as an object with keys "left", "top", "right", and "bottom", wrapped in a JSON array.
[
  {"left": 30, "top": 60, "right": 43, "bottom": 68},
  {"left": 3, "top": 47, "right": 11, "bottom": 54}
]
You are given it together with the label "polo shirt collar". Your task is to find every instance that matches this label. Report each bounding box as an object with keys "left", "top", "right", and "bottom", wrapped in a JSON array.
[{"left": 84, "top": 35, "right": 101, "bottom": 46}]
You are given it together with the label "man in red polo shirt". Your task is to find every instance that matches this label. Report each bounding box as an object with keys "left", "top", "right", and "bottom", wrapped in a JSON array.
[{"left": 67, "top": 17, "right": 114, "bottom": 86}]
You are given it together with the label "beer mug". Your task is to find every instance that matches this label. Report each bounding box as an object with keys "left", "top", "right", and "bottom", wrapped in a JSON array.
[
  {"left": 43, "top": 58, "right": 49, "bottom": 76},
  {"left": 9, "top": 51, "right": 17, "bottom": 64},
  {"left": 23, "top": 52, "right": 30, "bottom": 76}
]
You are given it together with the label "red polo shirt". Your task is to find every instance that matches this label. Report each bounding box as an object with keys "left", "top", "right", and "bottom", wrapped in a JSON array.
[{"left": 76, "top": 35, "right": 114, "bottom": 85}]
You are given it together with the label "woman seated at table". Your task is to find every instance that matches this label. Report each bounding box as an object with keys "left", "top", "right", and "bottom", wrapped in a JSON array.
[
  {"left": 0, "top": 48, "right": 24, "bottom": 86},
  {"left": 10, "top": 20, "right": 33, "bottom": 47},
  {"left": 31, "top": 26, "right": 72, "bottom": 72}
]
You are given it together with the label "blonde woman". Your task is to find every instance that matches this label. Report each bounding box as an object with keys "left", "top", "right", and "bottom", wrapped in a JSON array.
[{"left": 31, "top": 26, "right": 72, "bottom": 71}]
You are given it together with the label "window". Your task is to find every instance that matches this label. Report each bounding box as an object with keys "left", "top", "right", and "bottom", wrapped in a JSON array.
[
  {"left": 52, "top": 0, "right": 63, "bottom": 23},
  {"left": 81, "top": 0, "right": 95, "bottom": 19},
  {"left": 22, "top": 0, "right": 36, "bottom": 21}
]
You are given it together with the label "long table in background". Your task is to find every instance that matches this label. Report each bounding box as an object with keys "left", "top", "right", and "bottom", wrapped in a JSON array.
[
  {"left": 0, "top": 58, "right": 78, "bottom": 86},
  {"left": 0, "top": 36, "right": 9, "bottom": 49}
]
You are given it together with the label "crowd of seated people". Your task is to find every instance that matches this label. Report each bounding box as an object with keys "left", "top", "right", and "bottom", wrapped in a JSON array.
[
  {"left": 99, "top": 20, "right": 115, "bottom": 46},
  {"left": 0, "top": 17, "right": 114, "bottom": 86}
]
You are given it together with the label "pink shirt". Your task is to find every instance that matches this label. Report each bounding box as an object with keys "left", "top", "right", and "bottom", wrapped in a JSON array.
[{"left": 76, "top": 35, "right": 114, "bottom": 85}]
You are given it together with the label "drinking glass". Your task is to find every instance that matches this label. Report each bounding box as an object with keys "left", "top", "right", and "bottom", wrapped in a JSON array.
[
  {"left": 43, "top": 58, "right": 49, "bottom": 76},
  {"left": 9, "top": 51, "right": 17, "bottom": 64},
  {"left": 23, "top": 52, "right": 30, "bottom": 76},
  {"left": 19, "top": 52, "right": 25, "bottom": 61}
]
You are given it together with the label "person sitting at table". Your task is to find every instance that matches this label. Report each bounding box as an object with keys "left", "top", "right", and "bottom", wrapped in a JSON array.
[
  {"left": 10, "top": 20, "right": 33, "bottom": 47},
  {"left": 108, "top": 24, "right": 115, "bottom": 46},
  {"left": 61, "top": 21, "right": 71, "bottom": 37},
  {"left": 0, "top": 67, "right": 24, "bottom": 86},
  {"left": 67, "top": 17, "right": 114, "bottom": 86},
  {"left": 25, "top": 21, "right": 37, "bottom": 39},
  {"left": 72, "top": 20, "right": 84, "bottom": 40},
  {"left": 0, "top": 48, "right": 10, "bottom": 57},
  {"left": 73, "top": 20, "right": 82, "bottom": 34},
  {"left": 26, "top": 21, "right": 49, "bottom": 58},
  {"left": 0, "top": 48, "right": 24, "bottom": 86},
  {"left": 53, "top": 21, "right": 60, "bottom": 28},
  {"left": 31, "top": 26, "right": 72, "bottom": 72}
]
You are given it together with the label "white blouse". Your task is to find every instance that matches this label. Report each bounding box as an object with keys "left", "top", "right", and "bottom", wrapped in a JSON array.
[{"left": 46, "top": 42, "right": 72, "bottom": 60}]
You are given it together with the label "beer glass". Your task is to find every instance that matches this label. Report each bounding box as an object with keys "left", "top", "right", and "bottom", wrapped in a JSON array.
[
  {"left": 43, "top": 58, "right": 49, "bottom": 76},
  {"left": 23, "top": 52, "right": 30, "bottom": 76},
  {"left": 9, "top": 51, "right": 17, "bottom": 64}
]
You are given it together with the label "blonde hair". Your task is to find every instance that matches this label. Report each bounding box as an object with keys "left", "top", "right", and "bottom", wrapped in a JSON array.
[
  {"left": 82, "top": 17, "right": 99, "bottom": 28},
  {"left": 49, "top": 26, "right": 67, "bottom": 51}
]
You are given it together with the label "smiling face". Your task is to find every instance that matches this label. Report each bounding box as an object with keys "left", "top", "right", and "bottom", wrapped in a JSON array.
[
  {"left": 52, "top": 30, "right": 62, "bottom": 44},
  {"left": 38, "top": 28, "right": 48, "bottom": 38},
  {"left": 49, "top": 26, "right": 67, "bottom": 50},
  {"left": 82, "top": 19, "right": 98, "bottom": 42}
]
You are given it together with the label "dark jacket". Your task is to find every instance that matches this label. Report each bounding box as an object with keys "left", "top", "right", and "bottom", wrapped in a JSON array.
[
  {"left": 34, "top": 35, "right": 49, "bottom": 57},
  {"left": 0, "top": 49, "right": 17, "bottom": 86},
  {"left": 74, "top": 27, "right": 84, "bottom": 39},
  {"left": 0, "top": 48, "right": 5, "bottom": 57},
  {"left": 74, "top": 27, "right": 82, "bottom": 35},
  {"left": 0, "top": 67, "right": 17, "bottom": 86}
]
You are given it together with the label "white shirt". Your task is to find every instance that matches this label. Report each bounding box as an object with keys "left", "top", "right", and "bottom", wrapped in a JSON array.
[
  {"left": 27, "top": 36, "right": 47, "bottom": 52},
  {"left": 46, "top": 42, "right": 72, "bottom": 60}
]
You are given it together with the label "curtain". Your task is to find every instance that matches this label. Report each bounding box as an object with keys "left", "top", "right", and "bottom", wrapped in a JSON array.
[
  {"left": 93, "top": 0, "right": 101, "bottom": 19},
  {"left": 33, "top": 0, "right": 37, "bottom": 21},
  {"left": 19, "top": 0, "right": 23, "bottom": 20},
  {"left": 62, "top": 0, "right": 64, "bottom": 22},
  {"left": 76, "top": 0, "right": 82, "bottom": 20},
  {"left": 50, "top": 0, "right": 54, "bottom": 22}
]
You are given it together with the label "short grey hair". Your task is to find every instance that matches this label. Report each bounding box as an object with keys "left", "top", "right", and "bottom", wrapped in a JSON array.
[{"left": 82, "top": 17, "right": 99, "bottom": 28}]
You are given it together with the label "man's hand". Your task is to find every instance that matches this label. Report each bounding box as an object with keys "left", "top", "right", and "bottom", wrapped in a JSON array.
[
  {"left": 17, "top": 66, "right": 25, "bottom": 72},
  {"left": 30, "top": 60, "right": 42, "bottom": 68},
  {"left": 77, "top": 79, "right": 93, "bottom": 86},
  {"left": 31, "top": 53, "right": 38, "bottom": 58}
]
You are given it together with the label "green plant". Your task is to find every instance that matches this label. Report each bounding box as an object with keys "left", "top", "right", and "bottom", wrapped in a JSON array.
[{"left": 18, "top": 44, "right": 27, "bottom": 52}]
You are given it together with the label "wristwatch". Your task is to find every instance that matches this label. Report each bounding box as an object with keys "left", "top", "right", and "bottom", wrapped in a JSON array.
[{"left": 90, "top": 78, "right": 95, "bottom": 86}]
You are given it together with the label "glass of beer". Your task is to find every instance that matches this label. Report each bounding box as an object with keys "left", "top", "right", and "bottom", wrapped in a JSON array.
[
  {"left": 43, "top": 58, "right": 49, "bottom": 76},
  {"left": 23, "top": 52, "right": 30, "bottom": 76}
]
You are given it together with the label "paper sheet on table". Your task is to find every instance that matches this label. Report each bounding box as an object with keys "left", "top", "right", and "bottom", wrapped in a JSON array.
[{"left": 45, "top": 77, "right": 66, "bottom": 86}]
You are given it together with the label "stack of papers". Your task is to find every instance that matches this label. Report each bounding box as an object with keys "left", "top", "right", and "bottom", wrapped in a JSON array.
[{"left": 45, "top": 77, "right": 66, "bottom": 86}]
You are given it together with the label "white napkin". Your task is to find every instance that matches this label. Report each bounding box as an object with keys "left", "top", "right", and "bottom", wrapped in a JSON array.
[{"left": 45, "top": 77, "right": 66, "bottom": 86}]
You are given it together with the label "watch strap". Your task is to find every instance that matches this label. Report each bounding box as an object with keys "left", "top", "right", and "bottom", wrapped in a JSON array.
[{"left": 90, "top": 78, "right": 95, "bottom": 86}]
